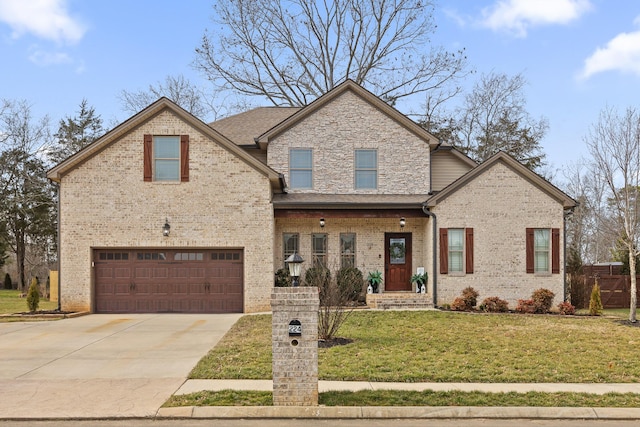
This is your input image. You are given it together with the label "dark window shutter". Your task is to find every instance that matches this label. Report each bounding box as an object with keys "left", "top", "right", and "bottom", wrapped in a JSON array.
[
  {"left": 439, "top": 228, "right": 448, "bottom": 274},
  {"left": 180, "top": 135, "right": 189, "bottom": 182},
  {"left": 526, "top": 228, "right": 534, "bottom": 273},
  {"left": 143, "top": 134, "right": 152, "bottom": 182},
  {"left": 552, "top": 228, "right": 560, "bottom": 274},
  {"left": 465, "top": 228, "right": 474, "bottom": 274}
]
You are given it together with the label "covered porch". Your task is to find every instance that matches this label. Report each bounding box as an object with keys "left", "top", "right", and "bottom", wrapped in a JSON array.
[{"left": 273, "top": 194, "right": 435, "bottom": 308}]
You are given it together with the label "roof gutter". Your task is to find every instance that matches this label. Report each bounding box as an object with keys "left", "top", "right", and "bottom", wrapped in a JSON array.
[{"left": 422, "top": 204, "right": 437, "bottom": 307}]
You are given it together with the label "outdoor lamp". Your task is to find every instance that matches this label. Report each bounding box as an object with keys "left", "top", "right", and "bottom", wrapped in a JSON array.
[
  {"left": 319, "top": 217, "right": 325, "bottom": 228},
  {"left": 400, "top": 217, "right": 406, "bottom": 228},
  {"left": 162, "top": 218, "right": 170, "bottom": 237},
  {"left": 285, "top": 252, "right": 304, "bottom": 287}
]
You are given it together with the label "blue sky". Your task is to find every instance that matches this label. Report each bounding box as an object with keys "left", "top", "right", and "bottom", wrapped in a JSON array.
[{"left": 1, "top": 0, "right": 639, "bottom": 174}]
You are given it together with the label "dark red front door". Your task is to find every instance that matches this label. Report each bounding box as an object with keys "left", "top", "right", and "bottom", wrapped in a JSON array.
[{"left": 385, "top": 233, "right": 412, "bottom": 291}]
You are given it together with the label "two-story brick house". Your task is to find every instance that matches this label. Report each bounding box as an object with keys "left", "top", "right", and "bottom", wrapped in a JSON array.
[{"left": 47, "top": 80, "right": 576, "bottom": 313}]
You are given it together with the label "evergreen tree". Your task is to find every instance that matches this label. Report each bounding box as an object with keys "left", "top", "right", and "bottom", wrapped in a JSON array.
[{"left": 49, "top": 99, "right": 104, "bottom": 164}]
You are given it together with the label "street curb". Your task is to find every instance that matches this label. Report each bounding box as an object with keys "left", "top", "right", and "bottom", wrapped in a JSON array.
[{"left": 156, "top": 406, "right": 640, "bottom": 420}]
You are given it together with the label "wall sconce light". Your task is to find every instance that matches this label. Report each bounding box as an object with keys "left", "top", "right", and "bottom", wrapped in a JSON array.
[
  {"left": 400, "top": 217, "right": 406, "bottom": 228},
  {"left": 162, "top": 218, "right": 170, "bottom": 237},
  {"left": 319, "top": 217, "right": 325, "bottom": 228}
]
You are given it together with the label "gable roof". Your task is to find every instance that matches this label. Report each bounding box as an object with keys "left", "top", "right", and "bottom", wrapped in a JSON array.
[
  {"left": 425, "top": 151, "right": 577, "bottom": 209},
  {"left": 210, "top": 107, "right": 301, "bottom": 147},
  {"left": 47, "top": 98, "right": 284, "bottom": 190},
  {"left": 255, "top": 79, "right": 438, "bottom": 149}
]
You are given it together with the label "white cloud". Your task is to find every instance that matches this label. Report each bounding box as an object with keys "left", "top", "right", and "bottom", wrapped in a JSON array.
[
  {"left": 0, "top": 0, "right": 86, "bottom": 44},
  {"left": 580, "top": 27, "right": 640, "bottom": 79},
  {"left": 28, "top": 48, "right": 72, "bottom": 66},
  {"left": 480, "top": 0, "right": 592, "bottom": 37}
]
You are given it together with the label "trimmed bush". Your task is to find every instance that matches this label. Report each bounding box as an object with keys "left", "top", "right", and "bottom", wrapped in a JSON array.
[
  {"left": 336, "top": 267, "right": 364, "bottom": 302},
  {"left": 26, "top": 277, "right": 40, "bottom": 312},
  {"left": 589, "top": 281, "right": 603, "bottom": 316},
  {"left": 451, "top": 287, "right": 479, "bottom": 311},
  {"left": 515, "top": 299, "right": 536, "bottom": 314},
  {"left": 480, "top": 296, "right": 509, "bottom": 313},
  {"left": 274, "top": 268, "right": 292, "bottom": 287},
  {"left": 531, "top": 288, "right": 555, "bottom": 314},
  {"left": 557, "top": 301, "right": 576, "bottom": 315},
  {"left": 3, "top": 273, "right": 11, "bottom": 290}
]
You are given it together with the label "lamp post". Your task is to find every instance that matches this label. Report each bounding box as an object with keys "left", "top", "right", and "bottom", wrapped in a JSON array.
[{"left": 285, "top": 252, "right": 304, "bottom": 287}]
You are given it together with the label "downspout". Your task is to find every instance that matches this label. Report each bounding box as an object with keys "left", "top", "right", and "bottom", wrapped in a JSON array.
[
  {"left": 422, "top": 204, "right": 437, "bottom": 307},
  {"left": 54, "top": 181, "right": 61, "bottom": 311},
  {"left": 563, "top": 207, "right": 575, "bottom": 304}
]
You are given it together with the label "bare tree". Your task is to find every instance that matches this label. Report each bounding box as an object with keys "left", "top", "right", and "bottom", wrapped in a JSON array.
[
  {"left": 0, "top": 100, "right": 55, "bottom": 292},
  {"left": 585, "top": 106, "right": 640, "bottom": 322},
  {"left": 194, "top": 0, "right": 468, "bottom": 108},
  {"left": 119, "top": 74, "right": 221, "bottom": 120},
  {"left": 450, "top": 72, "right": 548, "bottom": 170}
]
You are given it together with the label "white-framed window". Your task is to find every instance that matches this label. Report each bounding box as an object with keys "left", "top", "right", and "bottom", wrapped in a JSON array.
[
  {"left": 340, "top": 233, "right": 356, "bottom": 269},
  {"left": 534, "top": 229, "right": 550, "bottom": 273},
  {"left": 448, "top": 228, "right": 464, "bottom": 273},
  {"left": 289, "top": 149, "right": 313, "bottom": 189},
  {"left": 154, "top": 136, "right": 180, "bottom": 181},
  {"left": 312, "top": 233, "right": 327, "bottom": 268},
  {"left": 355, "top": 149, "right": 377, "bottom": 189}
]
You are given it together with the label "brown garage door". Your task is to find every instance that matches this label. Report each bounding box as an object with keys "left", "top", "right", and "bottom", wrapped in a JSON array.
[{"left": 94, "top": 249, "right": 243, "bottom": 313}]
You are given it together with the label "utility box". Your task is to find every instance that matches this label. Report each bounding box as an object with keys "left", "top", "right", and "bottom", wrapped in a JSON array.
[{"left": 271, "top": 286, "right": 319, "bottom": 406}]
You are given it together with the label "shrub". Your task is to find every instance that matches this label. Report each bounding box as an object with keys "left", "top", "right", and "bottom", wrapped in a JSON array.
[
  {"left": 451, "top": 287, "right": 479, "bottom": 311},
  {"left": 480, "top": 296, "right": 509, "bottom": 313},
  {"left": 304, "top": 267, "right": 354, "bottom": 340},
  {"left": 531, "top": 288, "right": 555, "bottom": 314},
  {"left": 274, "top": 268, "right": 292, "bottom": 287},
  {"left": 336, "top": 267, "right": 364, "bottom": 301},
  {"left": 461, "top": 287, "right": 479, "bottom": 308},
  {"left": 515, "top": 299, "right": 536, "bottom": 314},
  {"left": 3, "top": 273, "right": 11, "bottom": 290},
  {"left": 450, "top": 297, "right": 468, "bottom": 311},
  {"left": 557, "top": 301, "right": 576, "bottom": 315},
  {"left": 26, "top": 277, "right": 40, "bottom": 312},
  {"left": 589, "top": 281, "right": 603, "bottom": 316},
  {"left": 304, "top": 267, "right": 331, "bottom": 288}
]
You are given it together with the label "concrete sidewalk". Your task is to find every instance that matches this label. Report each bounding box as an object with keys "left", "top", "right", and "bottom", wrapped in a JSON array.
[{"left": 158, "top": 379, "right": 640, "bottom": 420}]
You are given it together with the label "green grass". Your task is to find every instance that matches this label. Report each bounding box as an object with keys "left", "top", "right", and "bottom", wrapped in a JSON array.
[
  {"left": 164, "top": 389, "right": 640, "bottom": 408},
  {"left": 190, "top": 310, "right": 640, "bottom": 383},
  {"left": 0, "top": 289, "right": 58, "bottom": 314}
]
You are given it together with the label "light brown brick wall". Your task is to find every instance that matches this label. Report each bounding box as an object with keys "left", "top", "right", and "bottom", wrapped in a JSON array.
[
  {"left": 432, "top": 161, "right": 566, "bottom": 307},
  {"left": 267, "top": 90, "right": 431, "bottom": 194},
  {"left": 274, "top": 217, "right": 429, "bottom": 292},
  {"left": 58, "top": 109, "right": 274, "bottom": 313}
]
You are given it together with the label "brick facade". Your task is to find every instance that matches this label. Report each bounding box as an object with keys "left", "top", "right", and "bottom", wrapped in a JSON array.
[
  {"left": 433, "top": 161, "right": 566, "bottom": 307},
  {"left": 274, "top": 217, "right": 429, "bottom": 291},
  {"left": 267, "top": 90, "right": 431, "bottom": 195},
  {"left": 57, "top": 109, "right": 275, "bottom": 313}
]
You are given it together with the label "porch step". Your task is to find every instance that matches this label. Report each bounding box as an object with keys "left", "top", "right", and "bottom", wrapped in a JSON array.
[{"left": 366, "top": 292, "right": 434, "bottom": 310}]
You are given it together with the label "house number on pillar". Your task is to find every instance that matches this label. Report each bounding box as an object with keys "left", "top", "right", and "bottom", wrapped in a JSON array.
[{"left": 288, "top": 320, "right": 302, "bottom": 336}]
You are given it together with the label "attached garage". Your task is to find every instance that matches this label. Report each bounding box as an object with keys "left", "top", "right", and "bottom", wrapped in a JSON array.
[{"left": 94, "top": 249, "right": 244, "bottom": 313}]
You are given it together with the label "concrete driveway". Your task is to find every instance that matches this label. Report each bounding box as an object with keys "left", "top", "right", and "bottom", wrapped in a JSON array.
[{"left": 0, "top": 313, "right": 242, "bottom": 419}]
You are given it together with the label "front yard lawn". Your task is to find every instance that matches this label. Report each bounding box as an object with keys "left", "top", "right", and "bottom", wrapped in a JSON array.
[
  {"left": 190, "top": 310, "right": 640, "bottom": 383},
  {"left": 0, "top": 289, "right": 58, "bottom": 315}
]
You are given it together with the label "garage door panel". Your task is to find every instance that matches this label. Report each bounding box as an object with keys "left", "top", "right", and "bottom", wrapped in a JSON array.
[{"left": 95, "top": 249, "right": 244, "bottom": 313}]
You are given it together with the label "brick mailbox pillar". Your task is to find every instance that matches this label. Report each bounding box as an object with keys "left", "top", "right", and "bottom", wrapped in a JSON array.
[{"left": 271, "top": 286, "right": 319, "bottom": 406}]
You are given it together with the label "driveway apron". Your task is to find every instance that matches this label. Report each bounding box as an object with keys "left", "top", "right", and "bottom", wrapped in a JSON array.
[{"left": 0, "top": 313, "right": 241, "bottom": 418}]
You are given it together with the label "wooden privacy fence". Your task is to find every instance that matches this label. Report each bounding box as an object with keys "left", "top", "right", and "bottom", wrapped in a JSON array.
[{"left": 580, "top": 265, "right": 640, "bottom": 309}]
